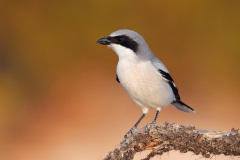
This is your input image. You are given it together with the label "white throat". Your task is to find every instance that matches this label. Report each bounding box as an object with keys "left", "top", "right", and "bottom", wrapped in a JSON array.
[{"left": 110, "top": 44, "right": 137, "bottom": 62}]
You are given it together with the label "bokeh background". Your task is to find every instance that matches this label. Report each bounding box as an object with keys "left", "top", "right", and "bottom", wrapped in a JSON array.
[{"left": 0, "top": 1, "right": 240, "bottom": 160}]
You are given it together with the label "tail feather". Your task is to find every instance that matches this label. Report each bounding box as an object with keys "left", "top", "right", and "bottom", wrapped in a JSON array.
[{"left": 171, "top": 100, "right": 195, "bottom": 113}]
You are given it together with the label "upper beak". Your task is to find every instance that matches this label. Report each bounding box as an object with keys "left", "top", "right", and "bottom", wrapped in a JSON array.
[{"left": 97, "top": 37, "right": 111, "bottom": 45}]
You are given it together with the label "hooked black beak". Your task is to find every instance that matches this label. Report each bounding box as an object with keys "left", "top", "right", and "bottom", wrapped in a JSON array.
[{"left": 97, "top": 37, "right": 111, "bottom": 45}]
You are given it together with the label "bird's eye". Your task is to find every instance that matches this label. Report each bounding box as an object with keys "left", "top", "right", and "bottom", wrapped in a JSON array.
[{"left": 117, "top": 37, "right": 123, "bottom": 42}]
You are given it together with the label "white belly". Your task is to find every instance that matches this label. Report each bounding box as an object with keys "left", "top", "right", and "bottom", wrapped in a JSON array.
[{"left": 117, "top": 60, "right": 174, "bottom": 111}]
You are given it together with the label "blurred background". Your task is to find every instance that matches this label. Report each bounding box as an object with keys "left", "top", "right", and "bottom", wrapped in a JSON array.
[{"left": 0, "top": 0, "right": 239, "bottom": 160}]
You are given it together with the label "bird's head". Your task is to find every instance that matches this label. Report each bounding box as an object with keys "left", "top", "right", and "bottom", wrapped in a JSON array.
[{"left": 97, "top": 29, "right": 153, "bottom": 61}]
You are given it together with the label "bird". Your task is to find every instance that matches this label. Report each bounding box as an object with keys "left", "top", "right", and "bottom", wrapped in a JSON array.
[{"left": 97, "top": 29, "right": 195, "bottom": 136}]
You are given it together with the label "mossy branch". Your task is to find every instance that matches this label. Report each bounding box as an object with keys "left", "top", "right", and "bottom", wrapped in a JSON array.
[{"left": 103, "top": 122, "right": 240, "bottom": 160}]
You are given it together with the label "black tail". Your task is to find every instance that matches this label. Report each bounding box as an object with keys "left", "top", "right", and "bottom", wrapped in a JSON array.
[{"left": 171, "top": 100, "right": 195, "bottom": 113}]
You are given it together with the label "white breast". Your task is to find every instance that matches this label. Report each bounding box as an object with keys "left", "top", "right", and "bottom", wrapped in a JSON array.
[{"left": 117, "top": 58, "right": 174, "bottom": 111}]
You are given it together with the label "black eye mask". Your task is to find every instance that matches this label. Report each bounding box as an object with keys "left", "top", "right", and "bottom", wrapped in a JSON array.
[{"left": 109, "top": 35, "right": 139, "bottom": 52}]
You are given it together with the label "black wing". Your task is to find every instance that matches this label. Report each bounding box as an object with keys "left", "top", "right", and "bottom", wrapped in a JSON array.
[
  {"left": 159, "top": 69, "right": 180, "bottom": 100},
  {"left": 116, "top": 74, "right": 120, "bottom": 83}
]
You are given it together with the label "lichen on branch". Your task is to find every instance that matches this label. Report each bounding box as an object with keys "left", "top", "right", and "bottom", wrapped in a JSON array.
[{"left": 103, "top": 122, "right": 240, "bottom": 160}]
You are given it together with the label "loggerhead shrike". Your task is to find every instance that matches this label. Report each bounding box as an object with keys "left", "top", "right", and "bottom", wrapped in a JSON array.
[{"left": 97, "top": 29, "right": 195, "bottom": 135}]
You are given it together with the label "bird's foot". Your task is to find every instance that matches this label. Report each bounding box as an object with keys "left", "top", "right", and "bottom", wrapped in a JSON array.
[
  {"left": 124, "top": 127, "right": 137, "bottom": 138},
  {"left": 150, "top": 120, "right": 156, "bottom": 125}
]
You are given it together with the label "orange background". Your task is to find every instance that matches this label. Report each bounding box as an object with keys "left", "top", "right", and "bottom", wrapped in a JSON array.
[{"left": 0, "top": 1, "right": 239, "bottom": 160}]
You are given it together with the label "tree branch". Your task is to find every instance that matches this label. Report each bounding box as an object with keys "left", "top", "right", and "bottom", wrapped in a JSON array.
[{"left": 103, "top": 122, "right": 240, "bottom": 160}]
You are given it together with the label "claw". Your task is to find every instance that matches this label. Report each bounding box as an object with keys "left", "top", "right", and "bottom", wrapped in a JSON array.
[
  {"left": 123, "top": 113, "right": 146, "bottom": 138},
  {"left": 150, "top": 120, "right": 156, "bottom": 125},
  {"left": 124, "top": 127, "right": 136, "bottom": 138}
]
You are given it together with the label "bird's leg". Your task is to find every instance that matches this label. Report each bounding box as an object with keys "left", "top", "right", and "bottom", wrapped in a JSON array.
[
  {"left": 133, "top": 113, "right": 146, "bottom": 128},
  {"left": 124, "top": 113, "right": 145, "bottom": 138},
  {"left": 151, "top": 108, "right": 161, "bottom": 125}
]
